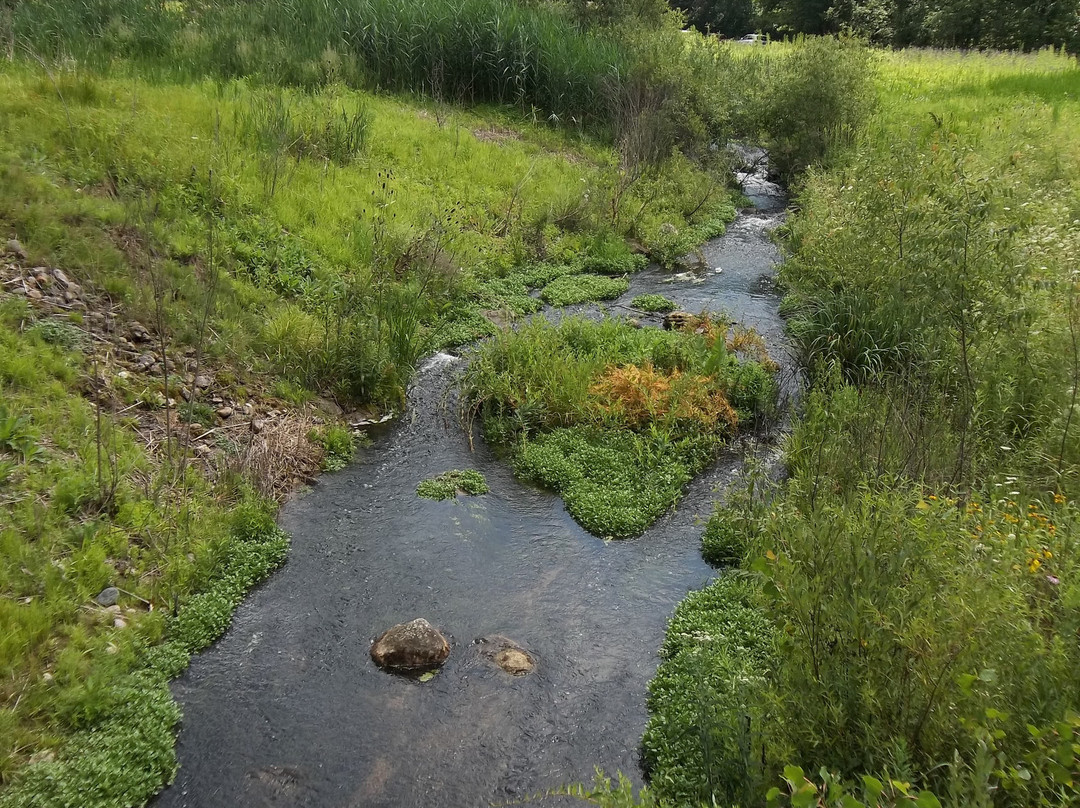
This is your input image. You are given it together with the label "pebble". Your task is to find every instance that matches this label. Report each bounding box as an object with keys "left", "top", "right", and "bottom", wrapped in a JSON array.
[
  {"left": 216, "top": 406, "right": 234, "bottom": 418},
  {"left": 194, "top": 374, "right": 212, "bottom": 389}
]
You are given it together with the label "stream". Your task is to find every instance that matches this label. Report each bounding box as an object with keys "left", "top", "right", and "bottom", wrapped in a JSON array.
[{"left": 154, "top": 162, "right": 789, "bottom": 808}]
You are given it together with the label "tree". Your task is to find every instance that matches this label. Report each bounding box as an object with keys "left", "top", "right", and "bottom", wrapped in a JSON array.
[{"left": 673, "top": 0, "right": 755, "bottom": 36}]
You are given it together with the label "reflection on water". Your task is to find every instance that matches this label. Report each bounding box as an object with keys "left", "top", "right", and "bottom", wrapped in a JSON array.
[{"left": 154, "top": 163, "right": 788, "bottom": 808}]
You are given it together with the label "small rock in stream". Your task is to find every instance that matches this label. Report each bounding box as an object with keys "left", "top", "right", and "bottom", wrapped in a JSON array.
[{"left": 475, "top": 635, "right": 536, "bottom": 676}]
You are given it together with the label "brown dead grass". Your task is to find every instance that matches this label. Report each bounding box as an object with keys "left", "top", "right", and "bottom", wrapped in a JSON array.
[{"left": 589, "top": 362, "right": 738, "bottom": 431}]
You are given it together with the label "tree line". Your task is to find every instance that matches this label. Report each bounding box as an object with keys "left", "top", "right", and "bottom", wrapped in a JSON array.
[{"left": 671, "top": 0, "right": 1080, "bottom": 50}]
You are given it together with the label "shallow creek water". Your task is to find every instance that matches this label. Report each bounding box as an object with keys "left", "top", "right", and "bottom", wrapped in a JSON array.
[{"left": 154, "top": 169, "right": 788, "bottom": 808}]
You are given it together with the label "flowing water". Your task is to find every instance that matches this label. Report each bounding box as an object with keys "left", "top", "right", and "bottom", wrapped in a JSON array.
[{"left": 154, "top": 164, "right": 789, "bottom": 808}]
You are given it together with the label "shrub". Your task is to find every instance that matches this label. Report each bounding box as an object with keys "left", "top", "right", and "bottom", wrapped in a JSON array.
[
  {"left": 308, "top": 425, "right": 355, "bottom": 472},
  {"left": 516, "top": 426, "right": 710, "bottom": 537},
  {"left": 642, "top": 573, "right": 775, "bottom": 806},
  {"left": 462, "top": 316, "right": 778, "bottom": 537},
  {"left": 701, "top": 510, "right": 746, "bottom": 565}
]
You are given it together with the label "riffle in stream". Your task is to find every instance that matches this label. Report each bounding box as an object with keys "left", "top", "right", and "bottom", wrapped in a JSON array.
[{"left": 154, "top": 167, "right": 789, "bottom": 808}]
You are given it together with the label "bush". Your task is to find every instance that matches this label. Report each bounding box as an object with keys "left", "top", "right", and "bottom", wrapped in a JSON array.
[
  {"left": 516, "top": 426, "right": 709, "bottom": 538},
  {"left": 462, "top": 316, "right": 778, "bottom": 536},
  {"left": 642, "top": 573, "right": 774, "bottom": 806},
  {"left": 701, "top": 510, "right": 746, "bottom": 565},
  {"left": 308, "top": 425, "right": 355, "bottom": 472}
]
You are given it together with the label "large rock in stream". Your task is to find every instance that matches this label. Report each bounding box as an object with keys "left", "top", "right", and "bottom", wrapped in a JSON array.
[{"left": 371, "top": 618, "right": 451, "bottom": 670}]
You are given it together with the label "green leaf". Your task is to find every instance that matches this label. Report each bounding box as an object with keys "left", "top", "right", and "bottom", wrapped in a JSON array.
[
  {"left": 791, "top": 784, "right": 818, "bottom": 808},
  {"left": 861, "top": 774, "right": 883, "bottom": 802},
  {"left": 915, "top": 790, "right": 943, "bottom": 808},
  {"left": 784, "top": 765, "right": 807, "bottom": 785}
]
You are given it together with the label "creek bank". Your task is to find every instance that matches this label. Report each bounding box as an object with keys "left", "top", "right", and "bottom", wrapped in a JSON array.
[{"left": 0, "top": 258, "right": 362, "bottom": 499}]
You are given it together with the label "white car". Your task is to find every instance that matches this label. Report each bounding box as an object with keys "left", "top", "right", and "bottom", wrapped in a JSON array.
[{"left": 736, "top": 33, "right": 766, "bottom": 45}]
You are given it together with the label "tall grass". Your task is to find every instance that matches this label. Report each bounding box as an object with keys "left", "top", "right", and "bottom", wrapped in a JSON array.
[{"left": 13, "top": 0, "right": 630, "bottom": 130}]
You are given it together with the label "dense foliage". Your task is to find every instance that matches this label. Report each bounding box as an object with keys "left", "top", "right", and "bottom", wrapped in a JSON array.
[
  {"left": 0, "top": 0, "right": 871, "bottom": 801},
  {"left": 416, "top": 469, "right": 490, "bottom": 500},
  {"left": 680, "top": 0, "right": 1080, "bottom": 51},
  {"left": 645, "top": 47, "right": 1080, "bottom": 808}
]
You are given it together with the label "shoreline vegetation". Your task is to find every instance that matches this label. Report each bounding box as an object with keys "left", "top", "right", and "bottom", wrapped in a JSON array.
[
  {"left": 1, "top": 0, "right": 1077, "bottom": 806},
  {"left": 640, "top": 46, "right": 1080, "bottom": 808}
]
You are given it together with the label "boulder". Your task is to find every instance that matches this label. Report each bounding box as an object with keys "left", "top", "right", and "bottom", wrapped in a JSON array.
[
  {"left": 371, "top": 618, "right": 450, "bottom": 670},
  {"left": 475, "top": 635, "right": 535, "bottom": 676}
]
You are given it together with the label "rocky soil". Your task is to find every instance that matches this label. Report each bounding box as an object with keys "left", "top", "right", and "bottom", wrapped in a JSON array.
[{"left": 1, "top": 239, "right": 375, "bottom": 500}]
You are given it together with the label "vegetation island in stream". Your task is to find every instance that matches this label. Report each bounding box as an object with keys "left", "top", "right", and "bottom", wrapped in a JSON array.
[{"left": 1, "top": 0, "right": 1079, "bottom": 804}]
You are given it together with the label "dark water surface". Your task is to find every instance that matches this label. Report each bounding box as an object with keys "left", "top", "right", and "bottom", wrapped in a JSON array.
[{"left": 154, "top": 171, "right": 788, "bottom": 808}]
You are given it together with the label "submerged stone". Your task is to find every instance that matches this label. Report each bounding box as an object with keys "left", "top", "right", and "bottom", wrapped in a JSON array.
[
  {"left": 475, "top": 635, "right": 535, "bottom": 676},
  {"left": 371, "top": 618, "right": 450, "bottom": 670}
]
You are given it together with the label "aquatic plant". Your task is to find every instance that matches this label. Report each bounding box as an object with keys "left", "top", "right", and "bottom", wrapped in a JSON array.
[
  {"left": 629, "top": 294, "right": 678, "bottom": 313},
  {"left": 416, "top": 469, "right": 490, "bottom": 501},
  {"left": 539, "top": 274, "right": 630, "bottom": 307}
]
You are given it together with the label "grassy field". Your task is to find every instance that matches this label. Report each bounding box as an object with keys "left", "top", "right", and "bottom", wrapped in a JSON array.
[{"left": 644, "top": 46, "right": 1080, "bottom": 808}]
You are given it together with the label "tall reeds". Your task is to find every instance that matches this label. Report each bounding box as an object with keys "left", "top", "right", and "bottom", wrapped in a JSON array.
[{"left": 13, "top": 0, "right": 631, "bottom": 130}]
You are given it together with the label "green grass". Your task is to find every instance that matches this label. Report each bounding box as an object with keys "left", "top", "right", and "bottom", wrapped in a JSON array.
[
  {"left": 12, "top": 0, "right": 631, "bottom": 133},
  {"left": 308, "top": 425, "right": 356, "bottom": 472},
  {"left": 416, "top": 469, "right": 489, "bottom": 500},
  {"left": 0, "top": 296, "right": 289, "bottom": 798},
  {"left": 0, "top": 56, "right": 741, "bottom": 802}
]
